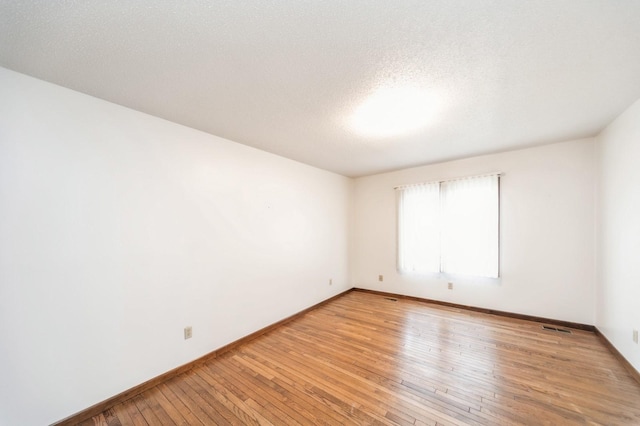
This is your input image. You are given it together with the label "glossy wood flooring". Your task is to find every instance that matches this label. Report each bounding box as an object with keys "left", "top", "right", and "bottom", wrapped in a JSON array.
[{"left": 85, "top": 291, "right": 640, "bottom": 425}]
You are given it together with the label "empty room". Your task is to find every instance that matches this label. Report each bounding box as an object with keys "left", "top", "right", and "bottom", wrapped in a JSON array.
[{"left": 1, "top": 1, "right": 640, "bottom": 425}]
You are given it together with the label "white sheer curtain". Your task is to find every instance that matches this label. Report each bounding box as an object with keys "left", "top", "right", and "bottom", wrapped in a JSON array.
[
  {"left": 397, "top": 183, "right": 440, "bottom": 274},
  {"left": 397, "top": 174, "right": 499, "bottom": 278},
  {"left": 440, "top": 175, "right": 499, "bottom": 278}
]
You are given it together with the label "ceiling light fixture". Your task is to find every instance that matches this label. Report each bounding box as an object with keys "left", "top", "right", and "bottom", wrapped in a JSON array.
[{"left": 350, "top": 86, "right": 436, "bottom": 138}]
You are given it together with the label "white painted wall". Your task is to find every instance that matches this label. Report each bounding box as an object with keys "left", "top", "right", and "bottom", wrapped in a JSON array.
[
  {"left": 596, "top": 98, "right": 640, "bottom": 373},
  {"left": 0, "top": 67, "right": 352, "bottom": 426},
  {"left": 353, "top": 139, "right": 596, "bottom": 325}
]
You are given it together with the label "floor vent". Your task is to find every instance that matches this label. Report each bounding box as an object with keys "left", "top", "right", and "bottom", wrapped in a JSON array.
[
  {"left": 542, "top": 325, "right": 572, "bottom": 334},
  {"left": 384, "top": 297, "right": 398, "bottom": 302}
]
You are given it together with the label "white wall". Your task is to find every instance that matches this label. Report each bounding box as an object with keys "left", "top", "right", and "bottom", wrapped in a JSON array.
[
  {"left": 0, "top": 67, "right": 352, "bottom": 426},
  {"left": 353, "top": 139, "right": 596, "bottom": 325},
  {"left": 596, "top": 98, "right": 640, "bottom": 373}
]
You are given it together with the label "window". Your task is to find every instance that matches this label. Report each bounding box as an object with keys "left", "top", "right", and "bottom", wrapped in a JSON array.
[{"left": 397, "top": 174, "right": 500, "bottom": 278}]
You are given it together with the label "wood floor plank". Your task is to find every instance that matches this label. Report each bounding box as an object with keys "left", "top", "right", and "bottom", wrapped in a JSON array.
[
  {"left": 119, "top": 399, "right": 148, "bottom": 426},
  {"left": 244, "top": 341, "right": 393, "bottom": 424},
  {"left": 156, "top": 382, "right": 204, "bottom": 426},
  {"left": 191, "top": 368, "right": 269, "bottom": 425},
  {"left": 224, "top": 350, "right": 361, "bottom": 425},
  {"left": 131, "top": 394, "right": 165, "bottom": 426},
  {"left": 169, "top": 373, "right": 224, "bottom": 424},
  {"left": 101, "top": 408, "right": 122, "bottom": 426},
  {"left": 180, "top": 371, "right": 243, "bottom": 425},
  {"left": 107, "top": 402, "right": 136, "bottom": 426},
  {"left": 142, "top": 386, "right": 188, "bottom": 425},
  {"left": 208, "top": 358, "right": 312, "bottom": 425},
  {"left": 77, "top": 413, "right": 106, "bottom": 426},
  {"left": 91, "top": 290, "right": 640, "bottom": 425}
]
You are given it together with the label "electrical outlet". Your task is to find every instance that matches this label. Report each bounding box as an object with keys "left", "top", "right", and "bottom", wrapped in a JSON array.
[
  {"left": 184, "top": 326, "right": 192, "bottom": 340},
  {"left": 448, "top": 282, "right": 453, "bottom": 290},
  {"left": 329, "top": 278, "right": 333, "bottom": 285},
  {"left": 633, "top": 329, "right": 638, "bottom": 344},
  {"left": 378, "top": 275, "right": 384, "bottom": 282}
]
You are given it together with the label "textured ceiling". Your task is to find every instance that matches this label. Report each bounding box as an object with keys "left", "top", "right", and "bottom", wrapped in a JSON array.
[{"left": 1, "top": 1, "right": 640, "bottom": 177}]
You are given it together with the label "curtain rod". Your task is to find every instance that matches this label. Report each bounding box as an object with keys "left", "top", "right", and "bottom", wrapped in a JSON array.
[{"left": 394, "top": 172, "right": 504, "bottom": 190}]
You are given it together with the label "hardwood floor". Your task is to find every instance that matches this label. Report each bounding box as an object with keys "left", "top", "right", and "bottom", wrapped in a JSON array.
[{"left": 84, "top": 290, "right": 640, "bottom": 425}]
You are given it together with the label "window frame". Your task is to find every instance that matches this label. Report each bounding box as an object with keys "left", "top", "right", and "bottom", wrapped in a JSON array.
[{"left": 396, "top": 172, "right": 501, "bottom": 278}]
